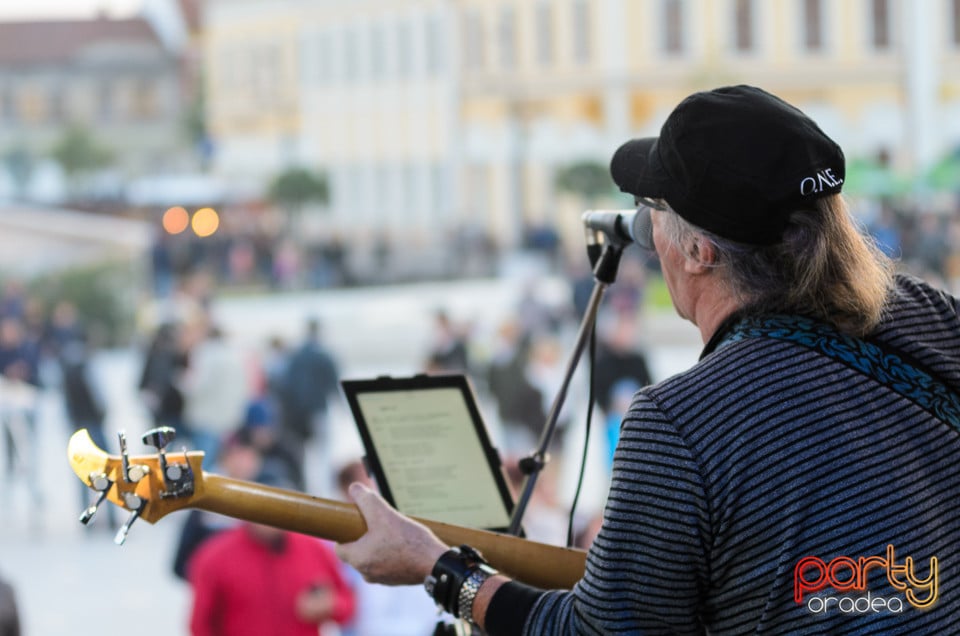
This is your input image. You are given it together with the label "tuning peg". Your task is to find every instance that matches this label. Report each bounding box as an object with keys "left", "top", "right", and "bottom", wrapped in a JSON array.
[
  {"left": 90, "top": 472, "right": 110, "bottom": 492},
  {"left": 114, "top": 493, "right": 144, "bottom": 545},
  {"left": 114, "top": 509, "right": 141, "bottom": 545},
  {"left": 141, "top": 426, "right": 181, "bottom": 482},
  {"left": 79, "top": 472, "right": 112, "bottom": 525},
  {"left": 80, "top": 490, "right": 109, "bottom": 525},
  {"left": 164, "top": 461, "right": 184, "bottom": 482},
  {"left": 142, "top": 426, "right": 177, "bottom": 452},
  {"left": 157, "top": 447, "right": 195, "bottom": 500},
  {"left": 117, "top": 430, "right": 148, "bottom": 482}
]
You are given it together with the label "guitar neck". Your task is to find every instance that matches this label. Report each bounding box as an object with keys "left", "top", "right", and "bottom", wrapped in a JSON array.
[{"left": 196, "top": 473, "right": 586, "bottom": 590}]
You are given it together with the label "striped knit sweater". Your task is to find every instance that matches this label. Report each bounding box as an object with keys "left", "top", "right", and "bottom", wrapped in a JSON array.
[{"left": 492, "top": 275, "right": 960, "bottom": 635}]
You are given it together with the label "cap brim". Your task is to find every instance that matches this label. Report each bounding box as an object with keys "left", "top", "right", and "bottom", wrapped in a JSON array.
[{"left": 610, "top": 137, "right": 668, "bottom": 198}]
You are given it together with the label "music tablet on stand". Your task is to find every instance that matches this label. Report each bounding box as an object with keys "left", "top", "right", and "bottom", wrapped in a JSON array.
[{"left": 341, "top": 374, "right": 516, "bottom": 532}]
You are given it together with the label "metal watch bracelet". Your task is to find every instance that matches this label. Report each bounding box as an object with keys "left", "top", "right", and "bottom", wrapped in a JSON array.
[
  {"left": 424, "top": 545, "right": 489, "bottom": 615},
  {"left": 457, "top": 564, "right": 498, "bottom": 624}
]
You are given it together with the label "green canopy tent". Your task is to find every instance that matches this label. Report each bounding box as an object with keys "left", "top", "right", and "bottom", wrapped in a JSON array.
[
  {"left": 843, "top": 157, "right": 911, "bottom": 197},
  {"left": 922, "top": 149, "right": 960, "bottom": 193}
]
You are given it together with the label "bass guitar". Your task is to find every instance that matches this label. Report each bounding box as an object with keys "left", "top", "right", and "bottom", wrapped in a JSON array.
[{"left": 67, "top": 428, "right": 586, "bottom": 590}]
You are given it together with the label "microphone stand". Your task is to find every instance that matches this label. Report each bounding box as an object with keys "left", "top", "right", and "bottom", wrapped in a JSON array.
[
  {"left": 507, "top": 233, "right": 627, "bottom": 537},
  {"left": 434, "top": 234, "right": 627, "bottom": 636}
]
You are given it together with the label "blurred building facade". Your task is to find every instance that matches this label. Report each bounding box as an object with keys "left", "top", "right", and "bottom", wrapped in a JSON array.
[
  {"left": 0, "top": 5, "right": 198, "bottom": 204},
  {"left": 203, "top": 0, "right": 960, "bottom": 252},
  {"left": 205, "top": 0, "right": 459, "bottom": 275}
]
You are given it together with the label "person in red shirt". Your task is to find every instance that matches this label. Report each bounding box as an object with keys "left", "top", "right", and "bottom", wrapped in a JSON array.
[{"left": 187, "top": 474, "right": 356, "bottom": 636}]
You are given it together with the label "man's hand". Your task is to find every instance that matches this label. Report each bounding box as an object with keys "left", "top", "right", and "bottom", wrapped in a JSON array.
[{"left": 335, "top": 482, "right": 448, "bottom": 585}]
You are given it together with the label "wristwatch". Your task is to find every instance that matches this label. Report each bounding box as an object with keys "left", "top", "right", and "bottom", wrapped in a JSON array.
[
  {"left": 457, "top": 562, "right": 498, "bottom": 624},
  {"left": 424, "top": 545, "right": 498, "bottom": 621}
]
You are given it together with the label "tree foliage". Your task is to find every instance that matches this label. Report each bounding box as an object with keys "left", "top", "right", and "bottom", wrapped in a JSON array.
[
  {"left": 51, "top": 124, "right": 113, "bottom": 176},
  {"left": 2, "top": 146, "right": 34, "bottom": 196},
  {"left": 554, "top": 160, "right": 613, "bottom": 201},
  {"left": 267, "top": 167, "right": 330, "bottom": 212},
  {"left": 24, "top": 260, "right": 138, "bottom": 347}
]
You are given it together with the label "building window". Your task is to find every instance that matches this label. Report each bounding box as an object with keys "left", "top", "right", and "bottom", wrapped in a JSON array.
[
  {"left": 431, "top": 162, "right": 445, "bottom": 217},
  {"left": 663, "top": 0, "right": 685, "bottom": 55},
  {"left": 463, "top": 10, "right": 486, "bottom": 70},
  {"left": 0, "top": 88, "right": 14, "bottom": 122},
  {"left": 48, "top": 87, "right": 65, "bottom": 123},
  {"left": 97, "top": 81, "right": 113, "bottom": 121},
  {"left": 253, "top": 44, "right": 280, "bottom": 103},
  {"left": 317, "top": 32, "right": 333, "bottom": 84},
  {"left": 870, "top": 0, "right": 891, "bottom": 50},
  {"left": 370, "top": 22, "right": 386, "bottom": 80},
  {"left": 374, "top": 163, "right": 390, "bottom": 216},
  {"left": 131, "top": 80, "right": 157, "bottom": 120},
  {"left": 536, "top": 2, "right": 554, "bottom": 66},
  {"left": 426, "top": 14, "right": 443, "bottom": 75},
  {"left": 344, "top": 28, "right": 359, "bottom": 80},
  {"left": 397, "top": 20, "right": 413, "bottom": 78},
  {"left": 951, "top": 0, "right": 960, "bottom": 45},
  {"left": 19, "top": 88, "right": 45, "bottom": 124},
  {"left": 217, "top": 47, "right": 237, "bottom": 91},
  {"left": 801, "top": 0, "right": 824, "bottom": 51},
  {"left": 572, "top": 0, "right": 591, "bottom": 63},
  {"left": 403, "top": 162, "right": 417, "bottom": 214},
  {"left": 498, "top": 6, "right": 516, "bottom": 69},
  {"left": 733, "top": 0, "right": 755, "bottom": 52}
]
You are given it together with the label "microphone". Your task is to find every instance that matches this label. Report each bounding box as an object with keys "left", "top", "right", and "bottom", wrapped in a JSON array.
[{"left": 581, "top": 208, "right": 654, "bottom": 250}]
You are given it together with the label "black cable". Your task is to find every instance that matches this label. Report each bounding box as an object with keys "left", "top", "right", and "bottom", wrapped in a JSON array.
[{"left": 566, "top": 321, "right": 597, "bottom": 548}]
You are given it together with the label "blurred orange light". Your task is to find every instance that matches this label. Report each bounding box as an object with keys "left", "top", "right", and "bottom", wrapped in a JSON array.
[
  {"left": 162, "top": 206, "right": 190, "bottom": 234},
  {"left": 192, "top": 207, "right": 220, "bottom": 237}
]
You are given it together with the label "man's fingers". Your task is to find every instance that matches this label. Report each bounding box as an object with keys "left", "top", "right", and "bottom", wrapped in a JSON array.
[
  {"left": 348, "top": 481, "right": 399, "bottom": 523},
  {"left": 338, "top": 482, "right": 390, "bottom": 558},
  {"left": 348, "top": 481, "right": 374, "bottom": 504}
]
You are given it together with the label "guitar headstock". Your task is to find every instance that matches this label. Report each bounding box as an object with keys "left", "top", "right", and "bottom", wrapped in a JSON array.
[{"left": 67, "top": 427, "right": 205, "bottom": 544}]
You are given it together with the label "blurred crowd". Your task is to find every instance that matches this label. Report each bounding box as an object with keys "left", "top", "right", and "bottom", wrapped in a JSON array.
[
  {"left": 0, "top": 281, "right": 101, "bottom": 517},
  {"left": 149, "top": 208, "right": 502, "bottom": 295},
  {"left": 144, "top": 195, "right": 960, "bottom": 306},
  {"left": 860, "top": 198, "right": 960, "bottom": 292}
]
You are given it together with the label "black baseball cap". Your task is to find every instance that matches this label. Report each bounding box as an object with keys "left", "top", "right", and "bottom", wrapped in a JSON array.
[{"left": 610, "top": 85, "right": 845, "bottom": 245}]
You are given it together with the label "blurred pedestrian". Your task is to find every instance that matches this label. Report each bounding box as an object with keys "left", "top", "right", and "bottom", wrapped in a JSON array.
[
  {"left": 0, "top": 317, "right": 41, "bottom": 510},
  {"left": 425, "top": 309, "right": 469, "bottom": 373},
  {"left": 276, "top": 317, "right": 340, "bottom": 494},
  {"left": 260, "top": 334, "right": 290, "bottom": 401},
  {"left": 188, "top": 470, "right": 356, "bottom": 636},
  {"left": 484, "top": 319, "right": 545, "bottom": 454},
  {"left": 43, "top": 300, "right": 83, "bottom": 361},
  {"left": 0, "top": 570, "right": 19, "bottom": 636},
  {"left": 138, "top": 322, "right": 188, "bottom": 434},
  {"left": 181, "top": 322, "right": 250, "bottom": 466},
  {"left": 150, "top": 230, "right": 176, "bottom": 298},
  {"left": 59, "top": 331, "right": 116, "bottom": 530},
  {"left": 593, "top": 311, "right": 652, "bottom": 413},
  {"left": 593, "top": 312, "right": 653, "bottom": 470},
  {"left": 238, "top": 399, "right": 304, "bottom": 491},
  {"left": 0, "top": 281, "right": 26, "bottom": 321}
]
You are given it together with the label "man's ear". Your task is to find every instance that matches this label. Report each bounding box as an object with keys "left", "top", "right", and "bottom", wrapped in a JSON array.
[{"left": 683, "top": 236, "right": 716, "bottom": 274}]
